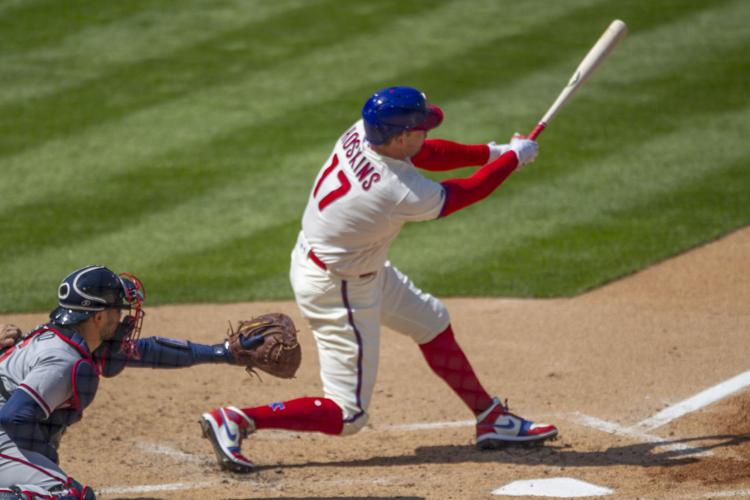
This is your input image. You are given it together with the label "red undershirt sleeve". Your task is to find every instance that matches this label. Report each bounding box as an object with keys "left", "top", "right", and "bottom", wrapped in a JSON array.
[
  {"left": 439, "top": 150, "right": 519, "bottom": 217},
  {"left": 411, "top": 139, "right": 490, "bottom": 171}
]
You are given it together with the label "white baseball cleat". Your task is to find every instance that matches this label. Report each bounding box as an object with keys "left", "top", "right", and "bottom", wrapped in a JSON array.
[
  {"left": 476, "top": 397, "right": 558, "bottom": 449},
  {"left": 200, "top": 406, "right": 256, "bottom": 472}
]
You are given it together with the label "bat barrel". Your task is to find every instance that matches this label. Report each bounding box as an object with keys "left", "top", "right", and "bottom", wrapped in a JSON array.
[{"left": 528, "top": 19, "right": 627, "bottom": 141}]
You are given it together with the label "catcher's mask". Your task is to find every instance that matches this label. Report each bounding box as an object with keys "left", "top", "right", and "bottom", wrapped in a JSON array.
[{"left": 50, "top": 265, "right": 146, "bottom": 356}]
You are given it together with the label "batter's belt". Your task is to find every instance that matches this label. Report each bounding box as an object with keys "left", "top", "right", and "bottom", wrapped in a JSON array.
[
  {"left": 307, "top": 249, "right": 377, "bottom": 279},
  {"left": 297, "top": 234, "right": 377, "bottom": 279}
]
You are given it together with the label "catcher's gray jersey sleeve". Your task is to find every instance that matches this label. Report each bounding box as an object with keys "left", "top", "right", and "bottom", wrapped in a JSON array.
[
  {"left": 17, "top": 351, "right": 75, "bottom": 417},
  {"left": 0, "top": 334, "right": 79, "bottom": 417}
]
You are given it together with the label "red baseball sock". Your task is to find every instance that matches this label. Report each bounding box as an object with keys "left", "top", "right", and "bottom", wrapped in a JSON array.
[
  {"left": 239, "top": 397, "right": 344, "bottom": 435},
  {"left": 419, "top": 325, "right": 494, "bottom": 415}
]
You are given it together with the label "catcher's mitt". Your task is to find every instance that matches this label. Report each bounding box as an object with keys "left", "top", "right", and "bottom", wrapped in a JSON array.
[{"left": 228, "top": 313, "right": 301, "bottom": 379}]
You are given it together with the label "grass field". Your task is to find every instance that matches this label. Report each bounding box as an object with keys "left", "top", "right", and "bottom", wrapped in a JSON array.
[{"left": 1, "top": 0, "right": 748, "bottom": 313}]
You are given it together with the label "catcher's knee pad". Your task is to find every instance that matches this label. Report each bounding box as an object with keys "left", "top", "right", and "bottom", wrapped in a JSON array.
[{"left": 340, "top": 411, "right": 369, "bottom": 436}]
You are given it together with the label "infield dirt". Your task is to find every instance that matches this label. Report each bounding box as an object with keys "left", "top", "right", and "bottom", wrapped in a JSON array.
[{"left": 2, "top": 227, "right": 748, "bottom": 499}]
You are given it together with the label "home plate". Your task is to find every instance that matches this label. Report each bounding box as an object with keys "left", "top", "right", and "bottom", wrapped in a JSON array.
[{"left": 492, "top": 477, "right": 614, "bottom": 497}]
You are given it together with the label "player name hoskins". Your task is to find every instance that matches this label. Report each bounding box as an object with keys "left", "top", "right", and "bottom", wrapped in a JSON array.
[{"left": 340, "top": 126, "right": 381, "bottom": 191}]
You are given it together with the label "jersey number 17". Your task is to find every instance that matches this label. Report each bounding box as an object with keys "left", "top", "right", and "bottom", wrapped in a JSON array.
[{"left": 313, "top": 154, "right": 350, "bottom": 211}]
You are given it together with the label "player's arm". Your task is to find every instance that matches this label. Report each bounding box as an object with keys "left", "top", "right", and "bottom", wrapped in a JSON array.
[
  {"left": 0, "top": 390, "right": 62, "bottom": 463},
  {"left": 411, "top": 139, "right": 509, "bottom": 171},
  {"left": 0, "top": 353, "right": 82, "bottom": 463},
  {"left": 439, "top": 138, "right": 538, "bottom": 218},
  {"left": 96, "top": 336, "right": 234, "bottom": 376},
  {"left": 0, "top": 390, "right": 60, "bottom": 462},
  {"left": 129, "top": 337, "right": 234, "bottom": 368}
]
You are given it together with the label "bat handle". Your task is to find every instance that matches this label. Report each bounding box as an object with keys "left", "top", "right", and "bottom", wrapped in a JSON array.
[{"left": 528, "top": 122, "right": 547, "bottom": 140}]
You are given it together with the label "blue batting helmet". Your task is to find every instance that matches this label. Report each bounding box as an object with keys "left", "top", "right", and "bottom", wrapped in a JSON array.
[
  {"left": 49, "top": 265, "right": 144, "bottom": 326},
  {"left": 361, "top": 86, "right": 443, "bottom": 145}
]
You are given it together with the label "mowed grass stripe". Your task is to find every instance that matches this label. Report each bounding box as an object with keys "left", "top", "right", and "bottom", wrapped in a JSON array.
[
  {"left": 0, "top": 0, "right": 152, "bottom": 52},
  {"left": 2, "top": 1, "right": 746, "bottom": 311},
  {"left": 426, "top": 154, "right": 750, "bottom": 297},
  {"left": 396, "top": 0, "right": 734, "bottom": 134},
  {"left": 121, "top": 0, "right": 749, "bottom": 303},
  {"left": 0, "top": 0, "right": 618, "bottom": 242},
  {"left": 434, "top": 0, "right": 747, "bottom": 142},
  {"left": 391, "top": 0, "right": 749, "bottom": 271},
  {"left": 0, "top": 0, "right": 430, "bottom": 159},
  {"left": 0, "top": 0, "right": 596, "bottom": 209},
  {"left": 0, "top": 0, "right": 740, "bottom": 308},
  {"left": 144, "top": 219, "right": 303, "bottom": 303},
  {"left": 67, "top": 1, "right": 750, "bottom": 300},
  {"left": 394, "top": 103, "right": 750, "bottom": 297},
  {"left": 0, "top": 0, "right": 606, "bottom": 311},
  {"left": 0, "top": 145, "right": 318, "bottom": 311},
  {"left": 0, "top": 0, "right": 311, "bottom": 106},
  {"left": 608, "top": 0, "right": 749, "bottom": 86},
  {"left": 454, "top": 3, "right": 750, "bottom": 198},
  {"left": 0, "top": 0, "right": 618, "bottom": 265}
]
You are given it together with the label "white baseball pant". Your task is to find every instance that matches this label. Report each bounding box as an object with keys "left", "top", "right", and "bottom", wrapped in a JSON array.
[{"left": 290, "top": 239, "right": 450, "bottom": 435}]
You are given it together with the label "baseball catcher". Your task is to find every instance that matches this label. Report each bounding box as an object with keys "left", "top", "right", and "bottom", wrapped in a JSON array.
[
  {"left": 226, "top": 313, "right": 301, "bottom": 379},
  {"left": 0, "top": 265, "right": 300, "bottom": 497}
]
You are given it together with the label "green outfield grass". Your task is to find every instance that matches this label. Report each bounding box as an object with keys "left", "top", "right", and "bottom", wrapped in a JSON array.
[{"left": 1, "top": 0, "right": 748, "bottom": 313}]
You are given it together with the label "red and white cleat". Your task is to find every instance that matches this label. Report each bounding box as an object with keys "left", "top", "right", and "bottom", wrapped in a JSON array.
[
  {"left": 476, "top": 397, "right": 558, "bottom": 449},
  {"left": 200, "top": 406, "right": 256, "bottom": 472}
]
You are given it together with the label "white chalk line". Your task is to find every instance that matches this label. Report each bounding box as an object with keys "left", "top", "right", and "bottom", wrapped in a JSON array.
[
  {"left": 667, "top": 489, "right": 750, "bottom": 499},
  {"left": 104, "top": 369, "right": 750, "bottom": 495},
  {"left": 378, "top": 419, "right": 474, "bottom": 431},
  {"left": 696, "top": 490, "right": 750, "bottom": 498},
  {"left": 569, "top": 412, "right": 712, "bottom": 457},
  {"left": 99, "top": 481, "right": 219, "bottom": 495},
  {"left": 136, "top": 442, "right": 207, "bottom": 464},
  {"left": 636, "top": 369, "right": 750, "bottom": 431},
  {"left": 567, "top": 369, "right": 750, "bottom": 456}
]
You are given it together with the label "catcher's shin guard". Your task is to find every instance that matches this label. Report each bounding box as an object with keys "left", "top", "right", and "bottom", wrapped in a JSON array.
[
  {"left": 2, "top": 480, "right": 95, "bottom": 500},
  {"left": 200, "top": 406, "right": 256, "bottom": 473},
  {"left": 476, "top": 397, "right": 558, "bottom": 449}
]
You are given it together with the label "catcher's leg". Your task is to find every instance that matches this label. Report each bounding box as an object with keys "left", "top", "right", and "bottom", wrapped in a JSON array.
[
  {"left": 0, "top": 444, "right": 93, "bottom": 497},
  {"left": 379, "top": 263, "right": 558, "bottom": 448}
]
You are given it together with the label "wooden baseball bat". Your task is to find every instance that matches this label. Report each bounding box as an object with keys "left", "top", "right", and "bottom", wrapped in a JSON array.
[{"left": 529, "top": 19, "right": 628, "bottom": 140}]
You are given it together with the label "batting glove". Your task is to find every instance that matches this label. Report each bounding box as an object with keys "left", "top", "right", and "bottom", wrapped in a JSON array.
[
  {"left": 509, "top": 133, "right": 538, "bottom": 167},
  {"left": 487, "top": 141, "right": 511, "bottom": 162}
]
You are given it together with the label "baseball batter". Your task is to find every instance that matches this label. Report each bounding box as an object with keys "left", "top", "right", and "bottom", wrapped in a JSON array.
[
  {"left": 0, "top": 265, "right": 246, "bottom": 498},
  {"left": 201, "top": 86, "right": 558, "bottom": 472}
]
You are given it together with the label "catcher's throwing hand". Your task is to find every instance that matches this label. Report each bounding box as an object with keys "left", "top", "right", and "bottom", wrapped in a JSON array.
[
  {"left": 228, "top": 313, "right": 301, "bottom": 379},
  {"left": 0, "top": 324, "right": 22, "bottom": 347}
]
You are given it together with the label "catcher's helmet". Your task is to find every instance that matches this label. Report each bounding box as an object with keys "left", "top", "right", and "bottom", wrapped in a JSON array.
[
  {"left": 361, "top": 86, "right": 443, "bottom": 145},
  {"left": 50, "top": 265, "right": 144, "bottom": 326}
]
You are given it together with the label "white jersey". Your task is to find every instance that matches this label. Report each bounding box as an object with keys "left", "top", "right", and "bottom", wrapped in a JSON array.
[{"left": 301, "top": 120, "right": 445, "bottom": 276}]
